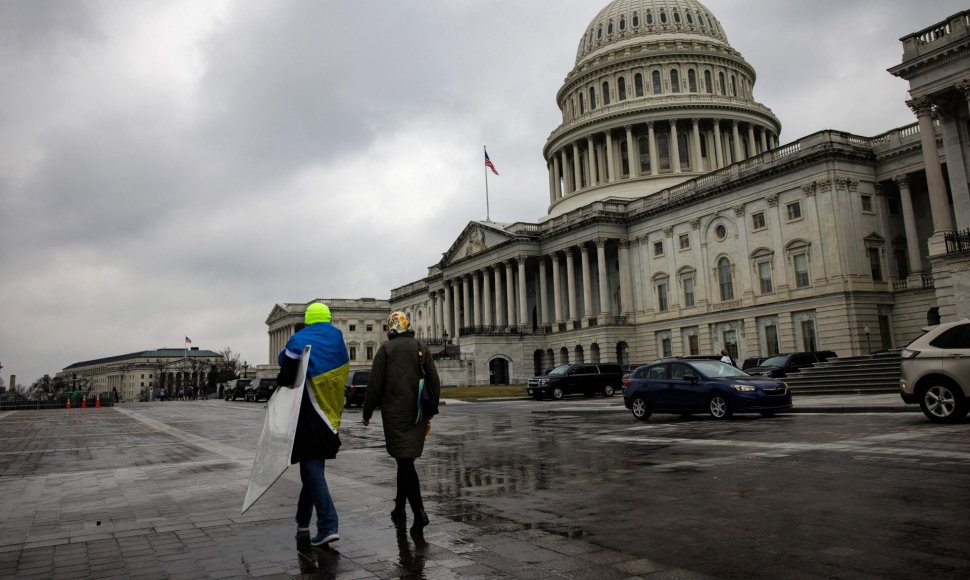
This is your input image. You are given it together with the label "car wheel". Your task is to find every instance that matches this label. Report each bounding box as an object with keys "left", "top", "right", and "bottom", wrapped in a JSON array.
[
  {"left": 630, "top": 396, "right": 651, "bottom": 420},
  {"left": 552, "top": 387, "right": 564, "bottom": 400},
  {"left": 603, "top": 385, "right": 615, "bottom": 397},
  {"left": 919, "top": 382, "right": 968, "bottom": 423},
  {"left": 708, "top": 393, "right": 733, "bottom": 419}
]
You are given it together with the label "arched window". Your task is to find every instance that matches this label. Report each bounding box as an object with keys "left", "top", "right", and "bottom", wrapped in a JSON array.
[
  {"left": 602, "top": 81, "right": 611, "bottom": 105},
  {"left": 589, "top": 86, "right": 597, "bottom": 109},
  {"left": 607, "top": 20, "right": 614, "bottom": 35},
  {"left": 660, "top": 10, "right": 667, "bottom": 24},
  {"left": 652, "top": 70, "right": 662, "bottom": 94},
  {"left": 704, "top": 70, "right": 713, "bottom": 94},
  {"left": 658, "top": 133, "right": 671, "bottom": 171},
  {"left": 620, "top": 139, "right": 629, "bottom": 176},
  {"left": 619, "top": 16, "right": 626, "bottom": 30},
  {"left": 579, "top": 92, "right": 585, "bottom": 114},
  {"left": 638, "top": 136, "right": 650, "bottom": 173},
  {"left": 673, "top": 11, "right": 681, "bottom": 24},
  {"left": 597, "top": 25, "right": 603, "bottom": 40},
  {"left": 618, "top": 77, "right": 627, "bottom": 100},
  {"left": 686, "top": 11, "right": 694, "bottom": 25},
  {"left": 718, "top": 71, "right": 726, "bottom": 95},
  {"left": 635, "top": 73, "right": 644, "bottom": 97},
  {"left": 670, "top": 69, "right": 680, "bottom": 93},
  {"left": 698, "top": 13, "right": 706, "bottom": 27},
  {"left": 678, "top": 131, "right": 690, "bottom": 170},
  {"left": 646, "top": 11, "right": 654, "bottom": 25},
  {"left": 731, "top": 75, "right": 737, "bottom": 96},
  {"left": 688, "top": 69, "right": 697, "bottom": 92},
  {"left": 718, "top": 257, "right": 734, "bottom": 301},
  {"left": 633, "top": 12, "right": 639, "bottom": 27}
]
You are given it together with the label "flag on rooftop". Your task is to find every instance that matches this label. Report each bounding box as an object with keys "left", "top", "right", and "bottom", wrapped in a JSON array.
[
  {"left": 485, "top": 149, "right": 499, "bottom": 175},
  {"left": 185, "top": 336, "right": 192, "bottom": 344}
]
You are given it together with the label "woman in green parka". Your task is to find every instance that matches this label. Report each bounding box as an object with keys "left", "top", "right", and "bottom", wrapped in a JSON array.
[{"left": 362, "top": 311, "right": 441, "bottom": 534}]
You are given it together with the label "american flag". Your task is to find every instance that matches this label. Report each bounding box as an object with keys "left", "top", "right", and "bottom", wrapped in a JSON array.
[
  {"left": 485, "top": 150, "right": 499, "bottom": 175},
  {"left": 185, "top": 336, "right": 192, "bottom": 344}
]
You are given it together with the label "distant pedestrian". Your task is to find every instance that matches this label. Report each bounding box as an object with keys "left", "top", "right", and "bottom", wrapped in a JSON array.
[
  {"left": 720, "top": 349, "right": 736, "bottom": 367},
  {"left": 362, "top": 311, "right": 441, "bottom": 536},
  {"left": 112, "top": 387, "right": 119, "bottom": 403},
  {"left": 160, "top": 386, "right": 167, "bottom": 402},
  {"left": 276, "top": 302, "right": 349, "bottom": 548}
]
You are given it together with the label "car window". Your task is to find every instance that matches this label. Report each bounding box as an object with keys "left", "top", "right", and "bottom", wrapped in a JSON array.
[
  {"left": 670, "top": 363, "right": 692, "bottom": 380},
  {"left": 548, "top": 365, "right": 570, "bottom": 376},
  {"left": 354, "top": 372, "right": 370, "bottom": 384},
  {"left": 644, "top": 365, "right": 667, "bottom": 379},
  {"left": 791, "top": 354, "right": 815, "bottom": 365},
  {"left": 930, "top": 324, "right": 970, "bottom": 349},
  {"left": 761, "top": 355, "right": 787, "bottom": 367}
]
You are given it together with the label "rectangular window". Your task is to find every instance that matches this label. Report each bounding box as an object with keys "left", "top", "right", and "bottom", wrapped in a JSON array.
[
  {"left": 683, "top": 277, "right": 695, "bottom": 307},
  {"left": 752, "top": 212, "right": 766, "bottom": 230},
  {"left": 654, "top": 241, "right": 664, "bottom": 257},
  {"left": 366, "top": 346, "right": 374, "bottom": 361},
  {"left": 688, "top": 333, "right": 699, "bottom": 355},
  {"left": 758, "top": 261, "right": 773, "bottom": 294},
  {"left": 764, "top": 325, "right": 780, "bottom": 355},
  {"left": 366, "top": 324, "right": 373, "bottom": 332},
  {"left": 349, "top": 347, "right": 357, "bottom": 360},
  {"left": 786, "top": 201, "right": 802, "bottom": 221},
  {"left": 800, "top": 319, "right": 817, "bottom": 351},
  {"left": 679, "top": 233, "right": 690, "bottom": 250},
  {"left": 861, "top": 195, "right": 874, "bottom": 213},
  {"left": 349, "top": 324, "right": 357, "bottom": 332},
  {"left": 868, "top": 247, "right": 883, "bottom": 281},
  {"left": 723, "top": 330, "right": 738, "bottom": 362},
  {"left": 794, "top": 253, "right": 810, "bottom": 287},
  {"left": 661, "top": 337, "right": 672, "bottom": 358},
  {"left": 657, "top": 283, "right": 669, "bottom": 312}
]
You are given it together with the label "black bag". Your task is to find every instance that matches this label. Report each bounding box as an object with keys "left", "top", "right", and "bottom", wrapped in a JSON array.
[{"left": 416, "top": 348, "right": 437, "bottom": 421}]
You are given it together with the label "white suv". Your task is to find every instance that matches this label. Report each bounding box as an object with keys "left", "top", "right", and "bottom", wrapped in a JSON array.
[{"left": 899, "top": 319, "right": 970, "bottom": 422}]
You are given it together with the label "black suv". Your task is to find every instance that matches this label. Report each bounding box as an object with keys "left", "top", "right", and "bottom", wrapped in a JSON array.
[
  {"left": 224, "top": 378, "right": 251, "bottom": 401},
  {"left": 745, "top": 351, "right": 837, "bottom": 378},
  {"left": 344, "top": 370, "right": 370, "bottom": 407},
  {"left": 245, "top": 377, "right": 278, "bottom": 402},
  {"left": 527, "top": 363, "right": 623, "bottom": 400}
]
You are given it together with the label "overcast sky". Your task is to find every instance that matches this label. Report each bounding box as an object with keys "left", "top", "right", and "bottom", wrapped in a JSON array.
[{"left": 1, "top": 0, "right": 964, "bottom": 386}]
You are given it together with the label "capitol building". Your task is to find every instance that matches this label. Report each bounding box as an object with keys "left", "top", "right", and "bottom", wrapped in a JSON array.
[{"left": 375, "top": 0, "right": 970, "bottom": 386}]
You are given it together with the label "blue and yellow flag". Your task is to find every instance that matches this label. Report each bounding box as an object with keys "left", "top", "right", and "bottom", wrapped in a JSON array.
[{"left": 280, "top": 322, "right": 349, "bottom": 433}]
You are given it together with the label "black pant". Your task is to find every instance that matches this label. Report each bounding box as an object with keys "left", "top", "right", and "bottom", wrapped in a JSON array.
[{"left": 395, "top": 458, "right": 424, "bottom": 512}]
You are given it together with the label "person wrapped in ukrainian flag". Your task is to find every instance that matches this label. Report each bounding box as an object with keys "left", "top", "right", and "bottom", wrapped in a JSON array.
[{"left": 276, "top": 302, "right": 349, "bottom": 547}]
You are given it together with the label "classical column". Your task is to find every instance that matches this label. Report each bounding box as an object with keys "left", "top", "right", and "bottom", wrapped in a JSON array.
[
  {"left": 619, "top": 239, "right": 632, "bottom": 315},
  {"left": 908, "top": 98, "right": 955, "bottom": 235},
  {"left": 713, "top": 119, "right": 724, "bottom": 168},
  {"left": 625, "top": 125, "right": 639, "bottom": 178},
  {"left": 451, "top": 280, "right": 462, "bottom": 338},
  {"left": 547, "top": 162, "right": 556, "bottom": 206},
  {"left": 768, "top": 132, "right": 777, "bottom": 149},
  {"left": 731, "top": 120, "right": 742, "bottom": 162},
  {"left": 517, "top": 256, "right": 528, "bottom": 328},
  {"left": 565, "top": 248, "right": 578, "bottom": 324},
  {"left": 747, "top": 124, "right": 757, "bottom": 157},
  {"left": 472, "top": 271, "right": 481, "bottom": 327},
  {"left": 605, "top": 130, "right": 616, "bottom": 183},
  {"left": 461, "top": 275, "right": 471, "bottom": 332},
  {"left": 429, "top": 292, "right": 438, "bottom": 337},
  {"left": 560, "top": 149, "right": 571, "bottom": 194},
  {"left": 670, "top": 120, "right": 681, "bottom": 173},
  {"left": 596, "top": 239, "right": 610, "bottom": 318},
  {"left": 572, "top": 142, "right": 582, "bottom": 191},
  {"left": 691, "top": 118, "right": 702, "bottom": 172},
  {"left": 759, "top": 127, "right": 768, "bottom": 153},
  {"left": 505, "top": 260, "right": 516, "bottom": 326},
  {"left": 493, "top": 265, "right": 504, "bottom": 326},
  {"left": 553, "top": 155, "right": 562, "bottom": 200},
  {"left": 552, "top": 252, "right": 564, "bottom": 325},
  {"left": 538, "top": 256, "right": 549, "bottom": 326},
  {"left": 586, "top": 136, "right": 596, "bottom": 186},
  {"left": 895, "top": 175, "right": 924, "bottom": 274},
  {"left": 442, "top": 284, "right": 452, "bottom": 338},
  {"left": 647, "top": 122, "right": 659, "bottom": 176},
  {"left": 482, "top": 268, "right": 492, "bottom": 326},
  {"left": 939, "top": 105, "right": 970, "bottom": 230},
  {"left": 580, "top": 243, "right": 593, "bottom": 321}
]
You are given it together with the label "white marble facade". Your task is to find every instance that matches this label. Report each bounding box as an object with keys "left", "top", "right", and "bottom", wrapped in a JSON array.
[{"left": 387, "top": 1, "right": 970, "bottom": 385}]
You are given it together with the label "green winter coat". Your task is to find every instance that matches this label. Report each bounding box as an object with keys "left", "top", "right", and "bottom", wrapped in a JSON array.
[{"left": 363, "top": 333, "right": 441, "bottom": 459}]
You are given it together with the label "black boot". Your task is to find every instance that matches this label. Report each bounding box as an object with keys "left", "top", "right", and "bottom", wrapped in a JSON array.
[
  {"left": 410, "top": 507, "right": 429, "bottom": 535},
  {"left": 391, "top": 497, "right": 407, "bottom": 525}
]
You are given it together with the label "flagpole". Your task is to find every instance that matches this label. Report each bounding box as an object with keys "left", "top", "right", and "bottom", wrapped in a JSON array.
[{"left": 484, "top": 145, "right": 490, "bottom": 221}]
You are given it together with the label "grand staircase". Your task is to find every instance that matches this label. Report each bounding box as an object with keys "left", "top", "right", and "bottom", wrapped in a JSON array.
[{"left": 781, "top": 351, "right": 902, "bottom": 395}]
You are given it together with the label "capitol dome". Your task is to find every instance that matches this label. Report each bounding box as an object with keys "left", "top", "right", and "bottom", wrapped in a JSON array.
[{"left": 542, "top": 0, "right": 782, "bottom": 218}]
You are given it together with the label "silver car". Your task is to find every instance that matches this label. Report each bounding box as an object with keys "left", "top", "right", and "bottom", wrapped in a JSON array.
[{"left": 899, "top": 319, "right": 970, "bottom": 422}]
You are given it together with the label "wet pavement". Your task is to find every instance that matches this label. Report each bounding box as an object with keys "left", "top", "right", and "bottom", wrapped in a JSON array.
[{"left": 0, "top": 394, "right": 967, "bottom": 579}]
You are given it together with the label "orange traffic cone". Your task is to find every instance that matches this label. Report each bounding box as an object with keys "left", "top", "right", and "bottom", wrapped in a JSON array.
[
  {"left": 66, "top": 400, "right": 71, "bottom": 409},
  {"left": 82, "top": 398, "right": 87, "bottom": 409},
  {"left": 95, "top": 397, "right": 101, "bottom": 408}
]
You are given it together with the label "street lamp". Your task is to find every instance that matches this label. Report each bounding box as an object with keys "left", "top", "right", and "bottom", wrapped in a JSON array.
[
  {"left": 864, "top": 326, "right": 871, "bottom": 354},
  {"left": 242, "top": 361, "right": 249, "bottom": 378}
]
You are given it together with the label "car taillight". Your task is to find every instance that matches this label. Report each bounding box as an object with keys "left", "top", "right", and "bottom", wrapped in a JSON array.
[{"left": 349, "top": 385, "right": 356, "bottom": 394}]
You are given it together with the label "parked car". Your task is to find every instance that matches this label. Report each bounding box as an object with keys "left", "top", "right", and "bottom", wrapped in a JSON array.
[
  {"left": 224, "top": 378, "right": 251, "bottom": 401},
  {"left": 245, "top": 377, "right": 278, "bottom": 402},
  {"left": 527, "top": 363, "right": 623, "bottom": 400},
  {"left": 899, "top": 319, "right": 970, "bottom": 423},
  {"left": 621, "top": 363, "right": 648, "bottom": 381},
  {"left": 345, "top": 370, "right": 370, "bottom": 407},
  {"left": 741, "top": 356, "right": 770, "bottom": 370},
  {"left": 623, "top": 359, "right": 792, "bottom": 420},
  {"left": 744, "top": 351, "right": 837, "bottom": 378}
]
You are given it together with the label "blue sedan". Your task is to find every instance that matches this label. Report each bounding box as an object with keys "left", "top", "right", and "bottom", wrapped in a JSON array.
[{"left": 622, "top": 359, "right": 792, "bottom": 420}]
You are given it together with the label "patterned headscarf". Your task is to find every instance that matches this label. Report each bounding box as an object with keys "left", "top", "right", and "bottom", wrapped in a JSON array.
[{"left": 387, "top": 311, "right": 411, "bottom": 336}]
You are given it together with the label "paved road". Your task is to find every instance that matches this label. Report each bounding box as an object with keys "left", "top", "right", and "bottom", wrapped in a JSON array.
[{"left": 0, "top": 396, "right": 967, "bottom": 579}]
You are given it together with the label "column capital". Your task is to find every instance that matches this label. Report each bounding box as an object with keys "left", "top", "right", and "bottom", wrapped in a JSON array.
[
  {"left": 907, "top": 96, "right": 934, "bottom": 116},
  {"left": 580, "top": 243, "right": 591, "bottom": 255},
  {"left": 767, "top": 193, "right": 779, "bottom": 207},
  {"left": 595, "top": 237, "right": 608, "bottom": 248},
  {"left": 663, "top": 226, "right": 674, "bottom": 237},
  {"left": 894, "top": 174, "right": 911, "bottom": 188},
  {"left": 618, "top": 238, "right": 631, "bottom": 250}
]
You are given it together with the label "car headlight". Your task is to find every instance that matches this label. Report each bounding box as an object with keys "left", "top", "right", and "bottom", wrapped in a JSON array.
[
  {"left": 539, "top": 379, "right": 548, "bottom": 386},
  {"left": 730, "top": 384, "right": 756, "bottom": 392}
]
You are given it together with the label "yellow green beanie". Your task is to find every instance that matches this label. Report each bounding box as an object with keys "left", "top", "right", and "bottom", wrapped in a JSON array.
[{"left": 305, "top": 302, "right": 332, "bottom": 325}]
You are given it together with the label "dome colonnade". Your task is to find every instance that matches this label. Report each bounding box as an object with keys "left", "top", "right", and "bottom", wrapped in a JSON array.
[{"left": 543, "top": 0, "right": 781, "bottom": 217}]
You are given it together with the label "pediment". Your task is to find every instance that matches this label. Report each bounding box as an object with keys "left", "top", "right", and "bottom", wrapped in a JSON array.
[
  {"left": 442, "top": 221, "right": 514, "bottom": 265},
  {"left": 265, "top": 303, "right": 290, "bottom": 324}
]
